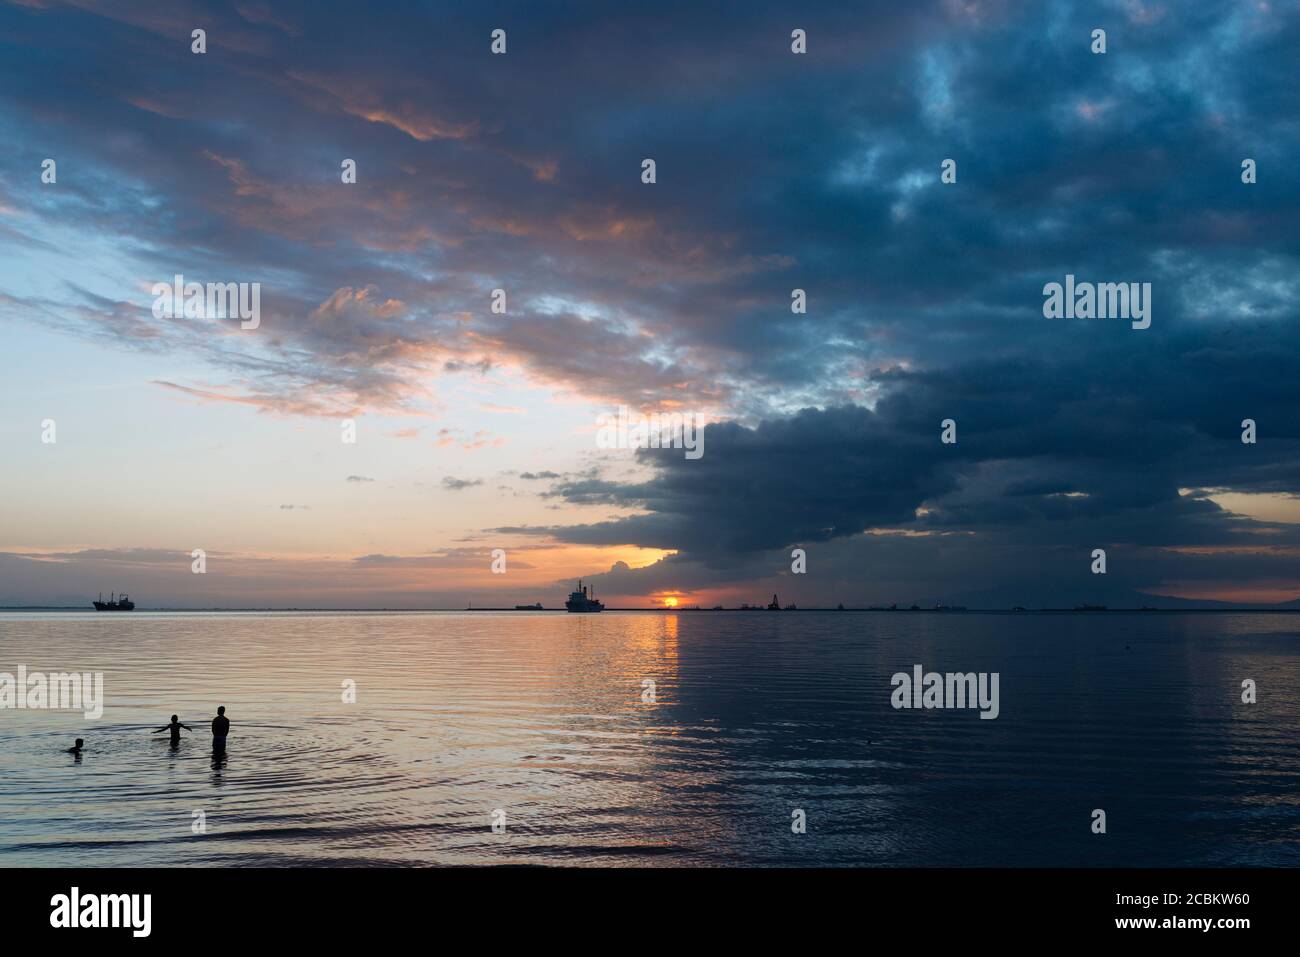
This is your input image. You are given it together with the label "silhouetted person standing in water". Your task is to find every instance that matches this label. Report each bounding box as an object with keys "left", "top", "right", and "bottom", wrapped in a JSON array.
[
  {"left": 66, "top": 738, "right": 84, "bottom": 757},
  {"left": 211, "top": 706, "right": 230, "bottom": 753},
  {"left": 153, "top": 714, "right": 192, "bottom": 745}
]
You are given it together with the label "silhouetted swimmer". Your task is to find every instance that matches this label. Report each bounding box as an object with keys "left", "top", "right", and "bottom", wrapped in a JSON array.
[
  {"left": 153, "top": 714, "right": 193, "bottom": 744},
  {"left": 211, "top": 706, "right": 230, "bottom": 753},
  {"left": 66, "top": 738, "right": 84, "bottom": 759}
]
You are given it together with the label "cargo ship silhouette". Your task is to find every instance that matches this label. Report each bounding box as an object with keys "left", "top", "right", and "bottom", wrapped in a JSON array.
[
  {"left": 565, "top": 580, "right": 604, "bottom": 613},
  {"left": 92, "top": 592, "right": 135, "bottom": 611}
]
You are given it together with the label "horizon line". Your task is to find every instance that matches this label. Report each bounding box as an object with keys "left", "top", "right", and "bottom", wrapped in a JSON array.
[{"left": 5, "top": 606, "right": 1300, "bottom": 614}]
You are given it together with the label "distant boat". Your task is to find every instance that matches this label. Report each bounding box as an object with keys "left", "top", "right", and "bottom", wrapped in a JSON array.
[
  {"left": 565, "top": 580, "right": 604, "bottom": 613},
  {"left": 514, "top": 603, "right": 544, "bottom": 610},
  {"left": 93, "top": 592, "right": 135, "bottom": 612}
]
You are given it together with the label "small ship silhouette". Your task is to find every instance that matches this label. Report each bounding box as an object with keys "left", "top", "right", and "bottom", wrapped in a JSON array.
[
  {"left": 565, "top": 580, "right": 604, "bottom": 613},
  {"left": 92, "top": 592, "right": 135, "bottom": 612}
]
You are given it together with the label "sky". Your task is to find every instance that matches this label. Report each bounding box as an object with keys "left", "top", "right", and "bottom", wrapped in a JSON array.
[{"left": 2, "top": 0, "right": 1299, "bottom": 609}]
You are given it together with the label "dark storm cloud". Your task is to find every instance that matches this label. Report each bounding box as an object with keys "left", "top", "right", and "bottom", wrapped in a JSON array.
[
  {"left": 511, "top": 317, "right": 1299, "bottom": 551},
  {"left": 12, "top": 0, "right": 1292, "bottom": 415},
  {"left": 514, "top": 319, "right": 1300, "bottom": 600}
]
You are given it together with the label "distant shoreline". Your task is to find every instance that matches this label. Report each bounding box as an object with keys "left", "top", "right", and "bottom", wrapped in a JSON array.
[{"left": 4, "top": 606, "right": 1300, "bottom": 615}]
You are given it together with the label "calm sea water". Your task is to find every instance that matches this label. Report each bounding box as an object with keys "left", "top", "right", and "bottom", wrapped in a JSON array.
[{"left": 0, "top": 610, "right": 1297, "bottom": 867}]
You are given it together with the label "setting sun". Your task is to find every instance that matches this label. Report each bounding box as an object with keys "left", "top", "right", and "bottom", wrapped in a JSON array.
[{"left": 663, "top": 596, "right": 679, "bottom": 608}]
